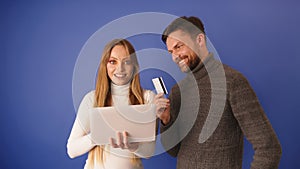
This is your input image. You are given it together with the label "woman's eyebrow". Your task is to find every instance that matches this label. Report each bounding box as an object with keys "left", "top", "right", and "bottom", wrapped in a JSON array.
[{"left": 108, "top": 56, "right": 118, "bottom": 60}]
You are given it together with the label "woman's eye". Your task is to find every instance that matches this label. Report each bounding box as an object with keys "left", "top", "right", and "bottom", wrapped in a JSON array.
[
  {"left": 108, "top": 60, "right": 117, "bottom": 64},
  {"left": 124, "top": 60, "right": 132, "bottom": 65}
]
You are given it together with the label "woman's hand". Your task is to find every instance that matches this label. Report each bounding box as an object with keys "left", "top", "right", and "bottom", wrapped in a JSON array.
[
  {"left": 109, "top": 131, "right": 139, "bottom": 152},
  {"left": 154, "top": 93, "right": 171, "bottom": 125}
]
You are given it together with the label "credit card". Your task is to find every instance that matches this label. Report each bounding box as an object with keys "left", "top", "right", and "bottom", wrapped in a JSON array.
[{"left": 152, "top": 77, "right": 168, "bottom": 94}]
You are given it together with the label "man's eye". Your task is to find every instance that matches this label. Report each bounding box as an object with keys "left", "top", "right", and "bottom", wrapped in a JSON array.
[{"left": 176, "top": 44, "right": 183, "bottom": 49}]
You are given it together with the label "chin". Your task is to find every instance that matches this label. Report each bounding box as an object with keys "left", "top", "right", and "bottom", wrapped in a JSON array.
[{"left": 179, "top": 65, "right": 190, "bottom": 73}]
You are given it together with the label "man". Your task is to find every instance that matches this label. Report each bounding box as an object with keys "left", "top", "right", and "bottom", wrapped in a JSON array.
[{"left": 154, "top": 16, "right": 282, "bottom": 169}]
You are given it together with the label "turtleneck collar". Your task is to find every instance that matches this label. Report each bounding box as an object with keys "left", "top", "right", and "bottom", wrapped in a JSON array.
[
  {"left": 188, "top": 52, "right": 220, "bottom": 80},
  {"left": 111, "top": 83, "right": 130, "bottom": 96}
]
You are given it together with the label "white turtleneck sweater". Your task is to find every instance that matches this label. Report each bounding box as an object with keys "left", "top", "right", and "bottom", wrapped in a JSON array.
[{"left": 67, "top": 83, "right": 156, "bottom": 169}]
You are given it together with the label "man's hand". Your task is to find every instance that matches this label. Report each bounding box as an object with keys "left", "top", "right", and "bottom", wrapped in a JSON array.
[{"left": 154, "top": 93, "right": 171, "bottom": 125}]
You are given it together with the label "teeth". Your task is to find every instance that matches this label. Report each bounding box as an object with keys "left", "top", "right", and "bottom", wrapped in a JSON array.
[
  {"left": 179, "top": 59, "right": 186, "bottom": 65},
  {"left": 114, "top": 74, "right": 126, "bottom": 78}
]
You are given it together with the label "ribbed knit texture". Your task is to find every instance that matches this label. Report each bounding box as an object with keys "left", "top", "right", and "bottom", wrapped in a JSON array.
[
  {"left": 67, "top": 83, "right": 156, "bottom": 169},
  {"left": 160, "top": 54, "right": 282, "bottom": 169}
]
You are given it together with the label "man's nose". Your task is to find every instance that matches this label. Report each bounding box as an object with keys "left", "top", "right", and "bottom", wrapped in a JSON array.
[{"left": 172, "top": 52, "right": 181, "bottom": 62}]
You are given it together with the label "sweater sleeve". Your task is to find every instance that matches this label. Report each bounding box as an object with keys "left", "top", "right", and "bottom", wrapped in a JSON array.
[
  {"left": 229, "top": 74, "right": 282, "bottom": 169},
  {"left": 67, "top": 91, "right": 96, "bottom": 158},
  {"left": 160, "top": 118, "right": 181, "bottom": 157},
  {"left": 160, "top": 86, "right": 181, "bottom": 157}
]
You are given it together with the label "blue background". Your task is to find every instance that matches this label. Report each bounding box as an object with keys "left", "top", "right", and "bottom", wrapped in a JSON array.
[{"left": 1, "top": 0, "right": 300, "bottom": 169}]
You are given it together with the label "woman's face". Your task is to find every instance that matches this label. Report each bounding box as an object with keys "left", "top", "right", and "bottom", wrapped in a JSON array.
[{"left": 106, "top": 45, "right": 134, "bottom": 85}]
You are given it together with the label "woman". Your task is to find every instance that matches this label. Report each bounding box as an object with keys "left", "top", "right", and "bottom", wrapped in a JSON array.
[{"left": 67, "top": 39, "right": 156, "bottom": 169}]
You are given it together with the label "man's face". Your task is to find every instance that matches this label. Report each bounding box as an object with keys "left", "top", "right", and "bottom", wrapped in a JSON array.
[{"left": 166, "top": 30, "right": 200, "bottom": 73}]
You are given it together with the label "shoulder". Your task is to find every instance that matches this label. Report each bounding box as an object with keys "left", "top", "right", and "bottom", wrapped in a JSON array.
[
  {"left": 83, "top": 90, "right": 95, "bottom": 99},
  {"left": 80, "top": 90, "right": 96, "bottom": 105},
  {"left": 223, "top": 64, "right": 248, "bottom": 82},
  {"left": 77, "top": 90, "right": 96, "bottom": 115},
  {"left": 223, "top": 64, "right": 243, "bottom": 78},
  {"left": 222, "top": 64, "right": 251, "bottom": 91}
]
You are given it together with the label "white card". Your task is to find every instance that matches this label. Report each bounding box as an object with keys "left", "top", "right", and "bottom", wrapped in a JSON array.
[{"left": 152, "top": 77, "right": 168, "bottom": 94}]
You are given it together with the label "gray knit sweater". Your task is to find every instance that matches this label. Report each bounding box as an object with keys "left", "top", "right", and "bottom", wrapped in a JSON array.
[{"left": 160, "top": 55, "right": 282, "bottom": 169}]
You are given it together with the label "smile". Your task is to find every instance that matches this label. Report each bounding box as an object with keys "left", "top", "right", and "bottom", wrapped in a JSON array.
[
  {"left": 178, "top": 58, "right": 188, "bottom": 66},
  {"left": 114, "top": 73, "right": 127, "bottom": 78}
]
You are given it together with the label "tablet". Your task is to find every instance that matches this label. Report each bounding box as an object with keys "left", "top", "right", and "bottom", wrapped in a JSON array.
[{"left": 90, "top": 104, "right": 156, "bottom": 145}]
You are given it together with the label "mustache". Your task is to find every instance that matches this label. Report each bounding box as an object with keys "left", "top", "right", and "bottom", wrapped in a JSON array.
[{"left": 174, "top": 55, "right": 186, "bottom": 63}]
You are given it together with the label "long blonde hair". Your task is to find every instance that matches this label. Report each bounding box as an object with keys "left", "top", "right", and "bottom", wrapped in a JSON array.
[{"left": 88, "top": 39, "right": 144, "bottom": 167}]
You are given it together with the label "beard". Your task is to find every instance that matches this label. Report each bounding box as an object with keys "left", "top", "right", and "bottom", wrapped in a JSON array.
[{"left": 188, "top": 55, "right": 201, "bottom": 71}]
